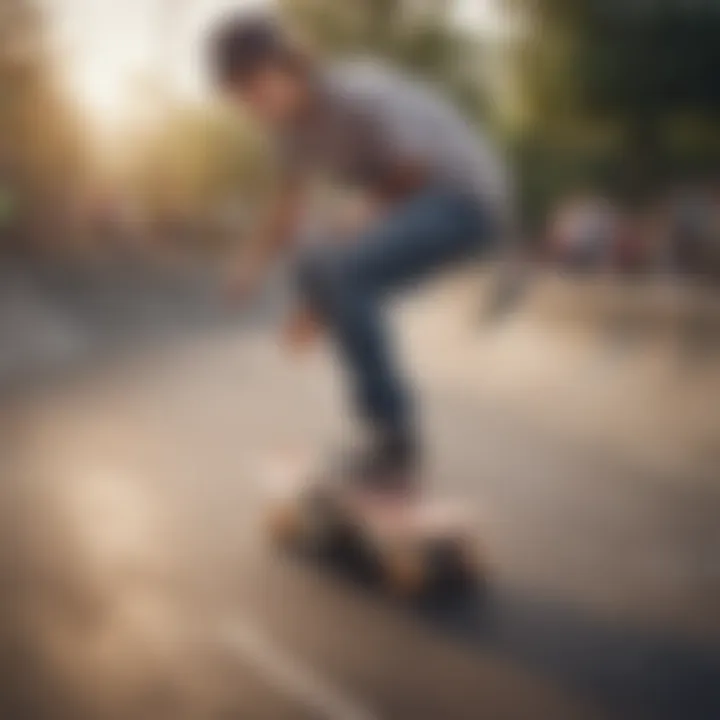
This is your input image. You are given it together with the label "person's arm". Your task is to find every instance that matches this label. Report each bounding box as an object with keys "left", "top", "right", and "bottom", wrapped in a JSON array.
[
  {"left": 228, "top": 176, "right": 304, "bottom": 301},
  {"left": 371, "top": 161, "right": 431, "bottom": 205}
]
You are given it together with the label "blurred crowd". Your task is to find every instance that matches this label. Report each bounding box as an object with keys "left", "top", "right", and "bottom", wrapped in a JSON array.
[{"left": 546, "top": 183, "right": 720, "bottom": 282}]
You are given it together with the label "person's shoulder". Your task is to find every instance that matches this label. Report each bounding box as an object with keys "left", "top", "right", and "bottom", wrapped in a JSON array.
[{"left": 323, "top": 57, "right": 416, "bottom": 98}]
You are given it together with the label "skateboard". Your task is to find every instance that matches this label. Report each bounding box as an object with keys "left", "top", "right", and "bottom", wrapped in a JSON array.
[{"left": 261, "top": 453, "right": 483, "bottom": 597}]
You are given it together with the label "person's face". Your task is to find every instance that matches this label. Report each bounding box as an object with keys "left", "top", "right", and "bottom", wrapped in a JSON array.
[{"left": 229, "top": 65, "right": 308, "bottom": 126}]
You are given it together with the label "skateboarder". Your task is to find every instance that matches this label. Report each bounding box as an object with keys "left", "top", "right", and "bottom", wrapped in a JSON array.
[{"left": 208, "top": 14, "right": 512, "bottom": 492}]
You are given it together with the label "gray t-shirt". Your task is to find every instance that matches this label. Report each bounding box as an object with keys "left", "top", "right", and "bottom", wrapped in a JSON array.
[{"left": 277, "top": 60, "right": 511, "bottom": 217}]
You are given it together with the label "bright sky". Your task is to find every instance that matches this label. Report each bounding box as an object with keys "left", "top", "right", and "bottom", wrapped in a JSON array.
[
  {"left": 42, "top": 0, "right": 497, "bottom": 130},
  {"left": 42, "top": 0, "right": 260, "bottom": 128}
]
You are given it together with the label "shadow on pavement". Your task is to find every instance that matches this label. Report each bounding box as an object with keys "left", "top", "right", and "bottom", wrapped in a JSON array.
[{"left": 416, "top": 587, "right": 720, "bottom": 720}]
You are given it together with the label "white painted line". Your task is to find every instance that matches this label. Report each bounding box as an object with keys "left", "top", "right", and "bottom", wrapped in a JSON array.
[{"left": 219, "top": 618, "right": 380, "bottom": 720}]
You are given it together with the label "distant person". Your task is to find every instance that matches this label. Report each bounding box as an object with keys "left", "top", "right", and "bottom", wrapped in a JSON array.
[
  {"left": 670, "top": 188, "right": 716, "bottom": 278},
  {"left": 711, "top": 185, "right": 720, "bottom": 281},
  {"left": 208, "top": 14, "right": 511, "bottom": 491},
  {"left": 550, "top": 194, "right": 615, "bottom": 272}
]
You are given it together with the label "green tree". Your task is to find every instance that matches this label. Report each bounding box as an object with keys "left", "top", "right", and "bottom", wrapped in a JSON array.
[
  {"left": 118, "top": 99, "right": 272, "bottom": 245},
  {"left": 511, "top": 0, "right": 720, "bottom": 209}
]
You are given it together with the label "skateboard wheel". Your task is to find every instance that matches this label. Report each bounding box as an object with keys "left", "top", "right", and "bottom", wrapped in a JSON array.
[
  {"left": 437, "top": 538, "right": 483, "bottom": 591},
  {"left": 460, "top": 539, "right": 483, "bottom": 580},
  {"left": 266, "top": 501, "right": 303, "bottom": 548},
  {"left": 266, "top": 493, "right": 337, "bottom": 554},
  {"left": 383, "top": 547, "right": 427, "bottom": 597}
]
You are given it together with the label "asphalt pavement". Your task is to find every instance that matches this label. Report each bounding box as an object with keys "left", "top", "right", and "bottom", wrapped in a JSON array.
[{"left": 1, "top": 269, "right": 719, "bottom": 720}]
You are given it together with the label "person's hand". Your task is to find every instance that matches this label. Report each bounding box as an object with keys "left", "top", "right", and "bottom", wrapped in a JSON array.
[
  {"left": 333, "top": 197, "right": 382, "bottom": 239},
  {"left": 283, "top": 306, "right": 322, "bottom": 353}
]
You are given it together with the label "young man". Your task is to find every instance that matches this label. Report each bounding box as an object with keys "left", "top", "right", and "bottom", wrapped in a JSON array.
[{"left": 209, "top": 15, "right": 511, "bottom": 492}]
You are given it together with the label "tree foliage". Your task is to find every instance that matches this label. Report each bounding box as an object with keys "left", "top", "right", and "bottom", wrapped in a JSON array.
[
  {"left": 511, "top": 0, "right": 720, "bottom": 210},
  {"left": 0, "top": 0, "right": 88, "bottom": 251},
  {"left": 119, "top": 101, "right": 271, "bottom": 226}
]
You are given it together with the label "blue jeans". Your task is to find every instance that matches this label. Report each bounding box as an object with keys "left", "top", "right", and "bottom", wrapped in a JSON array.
[{"left": 296, "top": 185, "right": 493, "bottom": 441}]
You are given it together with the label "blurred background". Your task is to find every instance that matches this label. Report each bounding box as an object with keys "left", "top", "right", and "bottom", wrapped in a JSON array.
[{"left": 1, "top": 1, "right": 719, "bottom": 719}]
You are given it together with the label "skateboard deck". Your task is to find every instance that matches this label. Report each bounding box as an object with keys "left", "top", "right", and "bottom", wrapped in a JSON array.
[{"left": 260, "top": 452, "right": 483, "bottom": 597}]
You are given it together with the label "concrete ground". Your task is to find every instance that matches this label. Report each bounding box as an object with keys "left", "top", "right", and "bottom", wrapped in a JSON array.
[{"left": 1, "top": 271, "right": 719, "bottom": 720}]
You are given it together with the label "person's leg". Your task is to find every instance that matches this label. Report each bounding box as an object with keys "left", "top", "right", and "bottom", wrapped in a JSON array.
[{"left": 297, "top": 186, "right": 494, "bottom": 483}]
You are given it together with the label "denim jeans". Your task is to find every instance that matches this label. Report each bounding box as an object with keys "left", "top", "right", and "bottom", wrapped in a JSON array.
[{"left": 296, "top": 185, "right": 494, "bottom": 442}]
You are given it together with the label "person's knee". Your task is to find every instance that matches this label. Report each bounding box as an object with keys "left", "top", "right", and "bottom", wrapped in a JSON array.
[{"left": 296, "top": 247, "right": 349, "bottom": 312}]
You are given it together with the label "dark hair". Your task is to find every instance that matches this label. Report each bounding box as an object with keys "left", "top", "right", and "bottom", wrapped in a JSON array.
[{"left": 208, "top": 14, "right": 296, "bottom": 88}]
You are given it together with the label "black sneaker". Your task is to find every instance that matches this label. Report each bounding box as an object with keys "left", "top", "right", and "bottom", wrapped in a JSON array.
[{"left": 341, "top": 432, "right": 420, "bottom": 494}]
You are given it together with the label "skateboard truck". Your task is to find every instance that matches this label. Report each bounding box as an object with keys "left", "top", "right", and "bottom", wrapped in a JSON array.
[{"left": 261, "top": 453, "right": 484, "bottom": 598}]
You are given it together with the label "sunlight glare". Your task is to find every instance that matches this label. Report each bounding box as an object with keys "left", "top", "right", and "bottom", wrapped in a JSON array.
[{"left": 69, "top": 58, "right": 131, "bottom": 133}]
